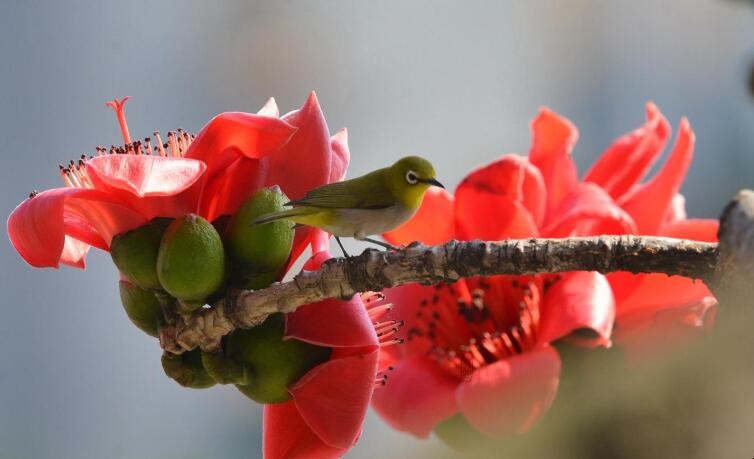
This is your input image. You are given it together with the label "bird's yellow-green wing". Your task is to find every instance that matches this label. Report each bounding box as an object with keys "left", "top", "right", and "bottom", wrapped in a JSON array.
[{"left": 288, "top": 168, "right": 396, "bottom": 209}]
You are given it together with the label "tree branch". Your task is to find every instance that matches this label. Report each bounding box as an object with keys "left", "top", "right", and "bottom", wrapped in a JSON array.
[{"left": 159, "top": 235, "right": 717, "bottom": 354}]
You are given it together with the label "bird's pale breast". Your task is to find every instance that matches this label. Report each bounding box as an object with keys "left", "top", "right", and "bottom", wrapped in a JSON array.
[{"left": 320, "top": 204, "right": 417, "bottom": 238}]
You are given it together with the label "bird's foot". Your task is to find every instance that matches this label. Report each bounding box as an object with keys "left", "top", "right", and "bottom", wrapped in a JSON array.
[
  {"left": 362, "top": 237, "right": 400, "bottom": 251},
  {"left": 334, "top": 236, "right": 351, "bottom": 258}
]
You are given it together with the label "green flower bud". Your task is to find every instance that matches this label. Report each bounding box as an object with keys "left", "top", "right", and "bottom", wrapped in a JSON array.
[
  {"left": 161, "top": 349, "right": 216, "bottom": 389},
  {"left": 118, "top": 280, "right": 165, "bottom": 337},
  {"left": 226, "top": 187, "right": 294, "bottom": 276},
  {"left": 224, "top": 313, "right": 331, "bottom": 404},
  {"left": 110, "top": 218, "right": 172, "bottom": 290},
  {"left": 157, "top": 214, "right": 226, "bottom": 306},
  {"left": 201, "top": 350, "right": 250, "bottom": 385}
]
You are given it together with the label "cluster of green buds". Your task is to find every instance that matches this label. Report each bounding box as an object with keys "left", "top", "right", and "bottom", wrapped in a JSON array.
[{"left": 112, "top": 187, "right": 332, "bottom": 400}]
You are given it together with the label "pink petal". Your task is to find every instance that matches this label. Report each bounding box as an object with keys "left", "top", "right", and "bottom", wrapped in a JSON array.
[
  {"left": 85, "top": 155, "right": 206, "bottom": 198},
  {"left": 542, "top": 183, "right": 637, "bottom": 237},
  {"left": 60, "top": 236, "right": 90, "bottom": 268},
  {"left": 605, "top": 272, "right": 642, "bottom": 306},
  {"left": 7, "top": 188, "right": 147, "bottom": 268},
  {"left": 283, "top": 228, "right": 328, "bottom": 280},
  {"left": 286, "top": 297, "right": 379, "bottom": 349},
  {"left": 185, "top": 111, "right": 297, "bottom": 162},
  {"left": 528, "top": 108, "right": 579, "bottom": 220},
  {"left": 614, "top": 217, "right": 717, "bottom": 319},
  {"left": 307, "top": 229, "right": 331, "bottom": 256},
  {"left": 383, "top": 283, "right": 441, "bottom": 357},
  {"left": 537, "top": 272, "right": 615, "bottom": 346},
  {"left": 290, "top": 349, "right": 379, "bottom": 449},
  {"left": 371, "top": 354, "right": 459, "bottom": 437},
  {"left": 263, "top": 401, "right": 346, "bottom": 459},
  {"left": 619, "top": 118, "right": 695, "bottom": 234},
  {"left": 663, "top": 194, "right": 687, "bottom": 225},
  {"left": 615, "top": 274, "right": 712, "bottom": 320},
  {"left": 660, "top": 218, "right": 718, "bottom": 242},
  {"left": 456, "top": 346, "right": 561, "bottom": 436},
  {"left": 384, "top": 188, "right": 455, "bottom": 246},
  {"left": 196, "top": 155, "right": 267, "bottom": 222},
  {"left": 456, "top": 155, "right": 546, "bottom": 226},
  {"left": 329, "top": 128, "right": 350, "bottom": 183},
  {"left": 584, "top": 102, "right": 671, "bottom": 201},
  {"left": 266, "top": 92, "right": 333, "bottom": 200},
  {"left": 257, "top": 97, "right": 280, "bottom": 118},
  {"left": 454, "top": 189, "right": 539, "bottom": 241},
  {"left": 608, "top": 219, "right": 719, "bottom": 319}
]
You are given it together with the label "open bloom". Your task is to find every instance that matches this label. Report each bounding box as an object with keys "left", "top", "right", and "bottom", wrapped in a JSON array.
[
  {"left": 8, "top": 92, "right": 347, "bottom": 270},
  {"left": 264, "top": 230, "right": 399, "bottom": 459},
  {"left": 8, "top": 94, "right": 384, "bottom": 458},
  {"left": 372, "top": 102, "right": 716, "bottom": 439}
]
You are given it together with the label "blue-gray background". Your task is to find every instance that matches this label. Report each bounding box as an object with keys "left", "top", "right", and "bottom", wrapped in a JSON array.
[{"left": 1, "top": 1, "right": 753, "bottom": 458}]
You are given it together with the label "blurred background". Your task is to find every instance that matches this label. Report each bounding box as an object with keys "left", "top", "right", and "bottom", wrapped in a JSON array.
[{"left": 1, "top": 1, "right": 753, "bottom": 457}]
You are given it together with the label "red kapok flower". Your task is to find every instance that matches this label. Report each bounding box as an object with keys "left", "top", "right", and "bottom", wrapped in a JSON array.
[
  {"left": 7, "top": 92, "right": 347, "bottom": 272},
  {"left": 185, "top": 92, "right": 349, "bottom": 267},
  {"left": 264, "top": 230, "right": 398, "bottom": 459},
  {"left": 7, "top": 97, "right": 207, "bottom": 269},
  {"left": 372, "top": 102, "right": 716, "bottom": 440}
]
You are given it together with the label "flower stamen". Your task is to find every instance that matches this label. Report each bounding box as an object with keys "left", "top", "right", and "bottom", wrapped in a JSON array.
[
  {"left": 57, "top": 98, "right": 195, "bottom": 189},
  {"left": 419, "top": 279, "right": 545, "bottom": 380},
  {"left": 105, "top": 97, "right": 132, "bottom": 145}
]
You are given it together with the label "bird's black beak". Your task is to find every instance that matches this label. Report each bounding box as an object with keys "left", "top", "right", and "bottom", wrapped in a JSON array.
[{"left": 424, "top": 178, "right": 445, "bottom": 189}]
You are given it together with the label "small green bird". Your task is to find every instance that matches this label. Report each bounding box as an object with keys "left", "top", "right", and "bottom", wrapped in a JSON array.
[{"left": 254, "top": 156, "right": 444, "bottom": 255}]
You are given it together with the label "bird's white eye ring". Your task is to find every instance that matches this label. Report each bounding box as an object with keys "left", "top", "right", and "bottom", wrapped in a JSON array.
[{"left": 406, "top": 170, "right": 419, "bottom": 185}]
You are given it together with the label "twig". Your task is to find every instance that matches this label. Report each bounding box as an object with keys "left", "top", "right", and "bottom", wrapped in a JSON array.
[{"left": 159, "top": 235, "right": 717, "bottom": 354}]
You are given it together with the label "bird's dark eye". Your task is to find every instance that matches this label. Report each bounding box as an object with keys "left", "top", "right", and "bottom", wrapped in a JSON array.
[{"left": 406, "top": 170, "right": 419, "bottom": 185}]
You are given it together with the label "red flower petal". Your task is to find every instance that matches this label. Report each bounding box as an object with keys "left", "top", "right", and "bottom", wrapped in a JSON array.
[
  {"left": 330, "top": 128, "right": 350, "bottom": 183},
  {"left": 619, "top": 118, "right": 695, "bottom": 234},
  {"left": 263, "top": 401, "right": 346, "bottom": 459},
  {"left": 384, "top": 188, "right": 455, "bottom": 246},
  {"left": 290, "top": 349, "right": 379, "bottom": 449},
  {"left": 455, "top": 346, "right": 561, "bottom": 436},
  {"left": 257, "top": 97, "right": 280, "bottom": 118},
  {"left": 60, "top": 236, "right": 90, "bottom": 268},
  {"left": 7, "top": 188, "right": 147, "bottom": 268},
  {"left": 86, "top": 155, "right": 206, "bottom": 198},
  {"left": 615, "top": 274, "right": 712, "bottom": 320},
  {"left": 382, "top": 283, "right": 441, "bottom": 357},
  {"left": 457, "top": 155, "right": 547, "bottom": 226},
  {"left": 528, "top": 108, "right": 578, "bottom": 220},
  {"left": 584, "top": 102, "right": 671, "bottom": 201},
  {"left": 455, "top": 190, "right": 538, "bottom": 241},
  {"left": 266, "top": 92, "right": 333, "bottom": 200},
  {"left": 285, "top": 296, "right": 378, "bottom": 349},
  {"left": 661, "top": 218, "right": 718, "bottom": 242},
  {"left": 371, "top": 354, "right": 459, "bottom": 438},
  {"left": 542, "top": 183, "right": 636, "bottom": 237},
  {"left": 537, "top": 271, "right": 615, "bottom": 346},
  {"left": 196, "top": 155, "right": 267, "bottom": 222},
  {"left": 614, "top": 217, "right": 717, "bottom": 320},
  {"left": 663, "top": 194, "right": 687, "bottom": 225},
  {"left": 185, "top": 111, "right": 297, "bottom": 162}
]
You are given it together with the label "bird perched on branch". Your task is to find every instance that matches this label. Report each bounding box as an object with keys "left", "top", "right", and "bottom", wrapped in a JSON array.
[{"left": 254, "top": 156, "right": 444, "bottom": 256}]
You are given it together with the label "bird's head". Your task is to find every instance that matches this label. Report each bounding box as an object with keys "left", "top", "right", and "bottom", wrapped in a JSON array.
[{"left": 387, "top": 156, "right": 444, "bottom": 209}]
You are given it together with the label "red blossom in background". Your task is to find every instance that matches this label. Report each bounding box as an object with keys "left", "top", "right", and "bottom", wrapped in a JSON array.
[{"left": 372, "top": 102, "right": 717, "bottom": 439}]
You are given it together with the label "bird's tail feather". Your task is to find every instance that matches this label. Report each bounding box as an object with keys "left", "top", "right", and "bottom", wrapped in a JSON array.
[{"left": 253, "top": 207, "right": 316, "bottom": 225}]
